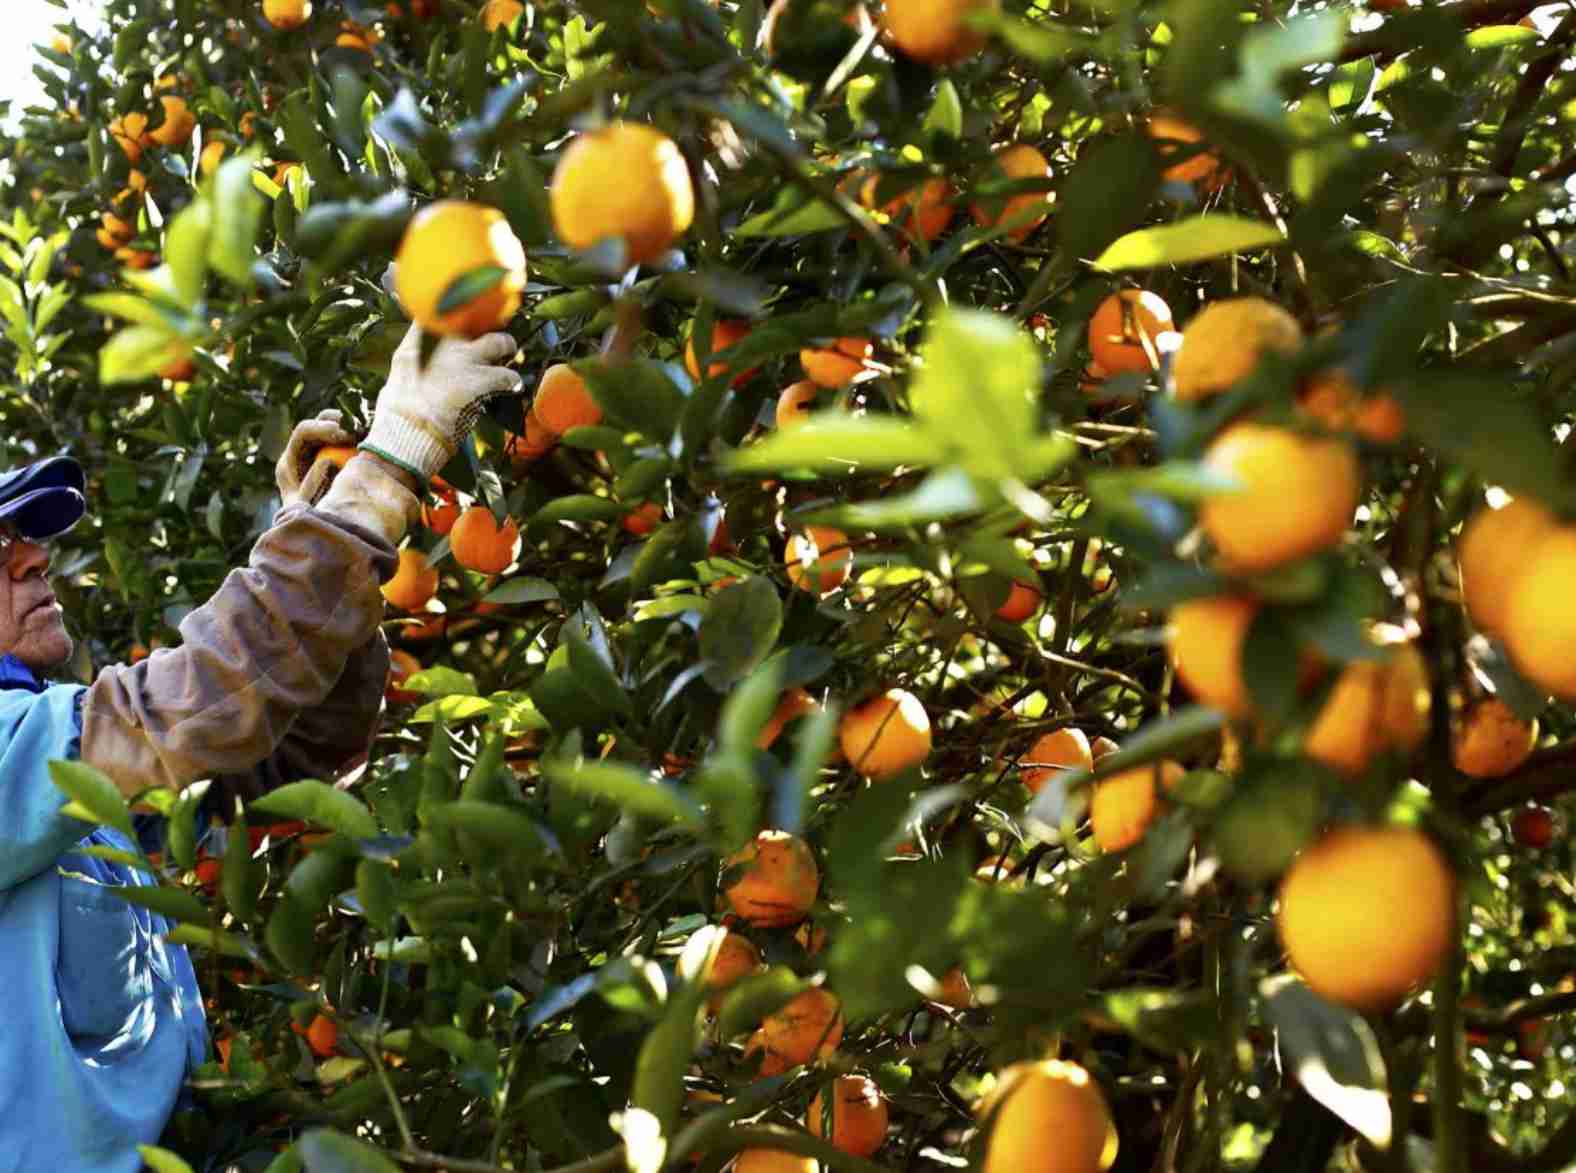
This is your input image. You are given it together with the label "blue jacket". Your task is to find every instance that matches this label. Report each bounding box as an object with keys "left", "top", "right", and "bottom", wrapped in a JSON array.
[{"left": 0, "top": 655, "right": 207, "bottom": 1173}]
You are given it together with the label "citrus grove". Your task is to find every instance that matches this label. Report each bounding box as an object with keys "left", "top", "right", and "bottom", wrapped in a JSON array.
[{"left": 5, "top": 0, "right": 1576, "bottom": 1169}]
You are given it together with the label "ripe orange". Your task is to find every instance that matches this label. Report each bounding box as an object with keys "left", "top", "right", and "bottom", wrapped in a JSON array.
[
  {"left": 732, "top": 1150, "right": 817, "bottom": 1173},
  {"left": 937, "top": 967, "right": 975, "bottom": 1009},
  {"left": 794, "top": 920, "right": 828, "bottom": 955},
  {"left": 1090, "top": 735, "right": 1119, "bottom": 761},
  {"left": 550, "top": 123, "right": 695, "bottom": 266},
  {"left": 1199, "top": 422, "right": 1360, "bottom": 573},
  {"left": 880, "top": 0, "right": 1001, "bottom": 64},
  {"left": 1300, "top": 368, "right": 1405, "bottom": 444},
  {"left": 263, "top": 0, "right": 313, "bottom": 30},
  {"left": 310, "top": 444, "right": 356, "bottom": 480},
  {"left": 839, "top": 688, "right": 932, "bottom": 780},
  {"left": 1502, "top": 526, "right": 1576, "bottom": 698},
  {"left": 98, "top": 212, "right": 134, "bottom": 249},
  {"left": 970, "top": 144, "right": 1054, "bottom": 242},
  {"left": 109, "top": 113, "right": 149, "bottom": 162},
  {"left": 450, "top": 506, "right": 519, "bottom": 574},
  {"left": 335, "top": 19, "right": 379, "bottom": 50},
  {"left": 1458, "top": 497, "right": 1555, "bottom": 640},
  {"left": 422, "top": 484, "right": 462, "bottom": 536},
  {"left": 775, "top": 380, "right": 821, "bottom": 429},
  {"left": 979, "top": 1059, "right": 1119, "bottom": 1173},
  {"left": 757, "top": 687, "right": 820, "bottom": 749},
  {"left": 272, "top": 161, "right": 303, "bottom": 189},
  {"left": 622, "top": 502, "right": 663, "bottom": 536},
  {"left": 785, "top": 526, "right": 853, "bottom": 595},
  {"left": 759, "top": 987, "right": 843, "bottom": 1066},
  {"left": 1277, "top": 825, "right": 1455, "bottom": 1010},
  {"left": 1088, "top": 290, "right": 1174, "bottom": 376},
  {"left": 723, "top": 830, "right": 819, "bottom": 927},
  {"left": 531, "top": 363, "right": 601, "bottom": 435},
  {"left": 160, "top": 353, "right": 196, "bottom": 381},
  {"left": 116, "top": 247, "right": 156, "bottom": 270},
  {"left": 801, "top": 337, "right": 873, "bottom": 388},
  {"left": 1171, "top": 297, "right": 1303, "bottom": 402},
  {"left": 861, "top": 174, "right": 954, "bottom": 243},
  {"left": 1147, "top": 112, "right": 1224, "bottom": 189},
  {"left": 686, "top": 318, "right": 755, "bottom": 386},
  {"left": 480, "top": 0, "right": 526, "bottom": 30},
  {"left": 200, "top": 139, "right": 228, "bottom": 178},
  {"left": 386, "top": 649, "right": 424, "bottom": 704},
  {"left": 1166, "top": 594, "right": 1258, "bottom": 718},
  {"left": 685, "top": 927, "right": 764, "bottom": 1010},
  {"left": 382, "top": 549, "right": 439, "bottom": 611},
  {"left": 1020, "top": 727, "right": 1093, "bottom": 794},
  {"left": 809, "top": 1074, "right": 889, "bottom": 1158},
  {"left": 1303, "top": 640, "right": 1428, "bottom": 776},
  {"left": 148, "top": 95, "right": 196, "bottom": 147},
  {"left": 1452, "top": 697, "right": 1536, "bottom": 778},
  {"left": 995, "top": 579, "right": 1042, "bottom": 623},
  {"left": 395, "top": 201, "right": 527, "bottom": 337},
  {"left": 294, "top": 1013, "right": 338, "bottom": 1058},
  {"left": 505, "top": 414, "right": 558, "bottom": 467},
  {"left": 1511, "top": 805, "right": 1556, "bottom": 849},
  {"left": 1089, "top": 760, "right": 1184, "bottom": 852}
]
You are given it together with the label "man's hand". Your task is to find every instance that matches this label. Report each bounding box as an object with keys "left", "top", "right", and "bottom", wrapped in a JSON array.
[
  {"left": 358, "top": 323, "right": 523, "bottom": 487},
  {"left": 276, "top": 409, "right": 357, "bottom": 508}
]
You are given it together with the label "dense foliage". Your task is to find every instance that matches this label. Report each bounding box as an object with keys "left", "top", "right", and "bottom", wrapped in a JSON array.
[{"left": 5, "top": 0, "right": 1576, "bottom": 1169}]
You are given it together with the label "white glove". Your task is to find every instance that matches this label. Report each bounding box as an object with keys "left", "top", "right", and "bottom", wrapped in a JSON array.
[
  {"left": 358, "top": 323, "right": 524, "bottom": 487},
  {"left": 276, "top": 408, "right": 357, "bottom": 509}
]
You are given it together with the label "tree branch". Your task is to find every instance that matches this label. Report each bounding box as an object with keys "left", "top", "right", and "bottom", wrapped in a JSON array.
[{"left": 1339, "top": 0, "right": 1555, "bottom": 63}]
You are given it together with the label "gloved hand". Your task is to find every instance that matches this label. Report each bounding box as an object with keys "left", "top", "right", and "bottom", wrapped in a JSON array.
[
  {"left": 357, "top": 322, "right": 523, "bottom": 487},
  {"left": 275, "top": 408, "right": 357, "bottom": 509}
]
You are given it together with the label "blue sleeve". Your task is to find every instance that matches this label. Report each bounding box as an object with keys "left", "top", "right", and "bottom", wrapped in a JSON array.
[{"left": 0, "top": 684, "right": 92, "bottom": 891}]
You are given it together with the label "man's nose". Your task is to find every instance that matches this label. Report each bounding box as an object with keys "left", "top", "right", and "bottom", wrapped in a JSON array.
[{"left": 9, "top": 539, "right": 52, "bottom": 579}]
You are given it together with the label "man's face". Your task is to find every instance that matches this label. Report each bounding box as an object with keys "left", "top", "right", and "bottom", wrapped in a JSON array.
[{"left": 0, "top": 529, "right": 73, "bottom": 672}]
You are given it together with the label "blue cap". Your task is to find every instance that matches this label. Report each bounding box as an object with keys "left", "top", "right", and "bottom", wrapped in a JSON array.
[{"left": 0, "top": 456, "right": 87, "bottom": 540}]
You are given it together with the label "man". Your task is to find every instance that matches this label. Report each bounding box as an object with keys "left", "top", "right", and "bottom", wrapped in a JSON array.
[{"left": 0, "top": 324, "right": 521, "bottom": 1172}]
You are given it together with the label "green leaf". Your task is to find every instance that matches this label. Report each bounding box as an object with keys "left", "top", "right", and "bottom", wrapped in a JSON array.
[
  {"left": 1057, "top": 135, "right": 1163, "bottom": 266},
  {"left": 728, "top": 415, "right": 946, "bottom": 475},
  {"left": 1093, "top": 216, "right": 1285, "bottom": 271},
  {"left": 138, "top": 1146, "right": 197, "bottom": 1173},
  {"left": 164, "top": 197, "right": 213, "bottom": 308},
  {"left": 437, "top": 265, "right": 510, "bottom": 316},
  {"left": 530, "top": 494, "right": 627, "bottom": 526},
  {"left": 1465, "top": 24, "right": 1538, "bottom": 48},
  {"left": 484, "top": 577, "right": 560, "bottom": 604},
  {"left": 1104, "top": 988, "right": 1218, "bottom": 1053},
  {"left": 82, "top": 292, "right": 180, "bottom": 329},
  {"left": 111, "top": 884, "right": 210, "bottom": 924},
  {"left": 250, "top": 780, "right": 380, "bottom": 840},
  {"left": 699, "top": 577, "right": 784, "bottom": 691},
  {"left": 167, "top": 923, "right": 260, "bottom": 959},
  {"left": 1260, "top": 975, "right": 1391, "bottom": 1147},
  {"left": 49, "top": 759, "right": 135, "bottom": 839},
  {"left": 631, "top": 977, "right": 707, "bottom": 1135},
  {"left": 922, "top": 80, "right": 963, "bottom": 139},
  {"left": 208, "top": 154, "right": 266, "bottom": 288},
  {"left": 99, "top": 324, "right": 183, "bottom": 386},
  {"left": 1213, "top": 11, "right": 1345, "bottom": 129},
  {"left": 719, "top": 655, "right": 786, "bottom": 756},
  {"left": 734, "top": 188, "right": 848, "bottom": 238},
  {"left": 297, "top": 1128, "right": 403, "bottom": 1173},
  {"left": 423, "top": 801, "right": 561, "bottom": 864},
  {"left": 224, "top": 815, "right": 260, "bottom": 923},
  {"left": 576, "top": 357, "right": 687, "bottom": 443},
  {"left": 542, "top": 760, "right": 703, "bottom": 826},
  {"left": 565, "top": 627, "right": 633, "bottom": 718}
]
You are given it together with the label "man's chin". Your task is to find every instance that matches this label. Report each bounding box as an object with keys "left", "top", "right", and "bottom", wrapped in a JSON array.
[{"left": 14, "top": 629, "right": 74, "bottom": 675}]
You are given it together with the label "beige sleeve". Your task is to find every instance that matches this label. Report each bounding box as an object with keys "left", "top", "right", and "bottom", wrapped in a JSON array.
[{"left": 81, "top": 499, "right": 409, "bottom": 799}]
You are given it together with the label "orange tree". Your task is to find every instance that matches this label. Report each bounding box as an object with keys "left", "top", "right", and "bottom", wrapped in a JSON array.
[{"left": 6, "top": 0, "right": 1576, "bottom": 1169}]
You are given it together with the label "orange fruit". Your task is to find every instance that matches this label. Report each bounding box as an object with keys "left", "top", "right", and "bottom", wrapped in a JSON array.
[
  {"left": 1088, "top": 290, "right": 1175, "bottom": 377},
  {"left": 1171, "top": 297, "right": 1303, "bottom": 402},
  {"left": 98, "top": 211, "right": 134, "bottom": 248},
  {"left": 1090, "top": 736, "right": 1119, "bottom": 761},
  {"left": 1299, "top": 368, "right": 1405, "bottom": 444},
  {"left": 756, "top": 687, "right": 820, "bottom": 749},
  {"left": 686, "top": 318, "right": 755, "bottom": 386},
  {"left": 1277, "top": 825, "right": 1455, "bottom": 1011},
  {"left": 311, "top": 444, "right": 356, "bottom": 475},
  {"left": 723, "top": 830, "right": 819, "bottom": 927},
  {"left": 263, "top": 0, "right": 313, "bottom": 29},
  {"left": 395, "top": 201, "right": 527, "bottom": 338},
  {"left": 1199, "top": 422, "right": 1360, "bottom": 573},
  {"left": 1458, "top": 497, "right": 1555, "bottom": 640},
  {"left": 239, "top": 111, "right": 257, "bottom": 140},
  {"left": 800, "top": 337, "right": 873, "bottom": 388},
  {"left": 505, "top": 414, "right": 558, "bottom": 467},
  {"left": 839, "top": 688, "right": 932, "bottom": 780},
  {"left": 1502, "top": 526, "right": 1576, "bottom": 699},
  {"left": 450, "top": 506, "right": 519, "bottom": 574},
  {"left": 775, "top": 380, "right": 821, "bottom": 429},
  {"left": 109, "top": 113, "right": 149, "bottom": 162},
  {"left": 937, "top": 967, "right": 975, "bottom": 1009},
  {"left": 295, "top": 1013, "right": 338, "bottom": 1058},
  {"left": 1147, "top": 112, "right": 1224, "bottom": 189},
  {"left": 1089, "top": 760, "right": 1184, "bottom": 852},
  {"left": 335, "top": 20, "right": 379, "bottom": 50},
  {"left": 970, "top": 144, "right": 1054, "bottom": 242},
  {"left": 1453, "top": 697, "right": 1536, "bottom": 779},
  {"left": 794, "top": 920, "right": 828, "bottom": 955},
  {"left": 995, "top": 579, "right": 1042, "bottom": 623},
  {"left": 1511, "top": 805, "right": 1556, "bottom": 849},
  {"left": 785, "top": 526, "right": 853, "bottom": 594},
  {"left": 216, "top": 1035, "right": 233, "bottom": 1073},
  {"left": 531, "top": 363, "right": 601, "bottom": 435},
  {"left": 422, "top": 485, "right": 462, "bottom": 536},
  {"left": 148, "top": 95, "right": 196, "bottom": 147},
  {"left": 382, "top": 549, "right": 439, "bottom": 611},
  {"left": 880, "top": 0, "right": 1001, "bottom": 64},
  {"left": 622, "top": 502, "right": 663, "bottom": 536},
  {"left": 682, "top": 927, "right": 765, "bottom": 1010},
  {"left": 200, "top": 139, "right": 228, "bottom": 177},
  {"left": 861, "top": 174, "right": 954, "bottom": 243},
  {"left": 1166, "top": 595, "right": 1258, "bottom": 719},
  {"left": 386, "top": 649, "right": 424, "bottom": 704},
  {"left": 116, "top": 247, "right": 157, "bottom": 270},
  {"left": 979, "top": 1059, "right": 1119, "bottom": 1173},
  {"left": 759, "top": 987, "right": 843, "bottom": 1065},
  {"left": 550, "top": 123, "right": 695, "bottom": 266},
  {"left": 809, "top": 1074, "right": 889, "bottom": 1158},
  {"left": 1020, "top": 727, "right": 1093, "bottom": 794},
  {"left": 1303, "top": 640, "right": 1429, "bottom": 776},
  {"left": 732, "top": 1150, "right": 817, "bottom": 1173},
  {"left": 481, "top": 0, "right": 526, "bottom": 30},
  {"left": 159, "top": 353, "right": 196, "bottom": 381}
]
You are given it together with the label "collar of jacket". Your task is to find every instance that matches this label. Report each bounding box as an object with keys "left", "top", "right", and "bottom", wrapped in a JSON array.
[{"left": 0, "top": 653, "right": 45, "bottom": 692}]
